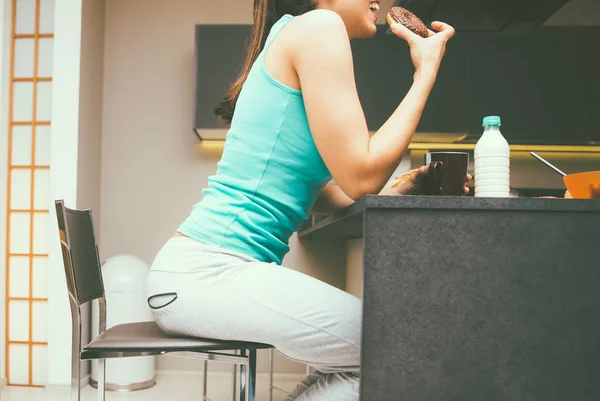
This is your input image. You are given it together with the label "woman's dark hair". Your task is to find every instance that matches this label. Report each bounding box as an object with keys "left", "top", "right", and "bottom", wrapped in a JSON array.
[{"left": 214, "top": 0, "right": 317, "bottom": 124}]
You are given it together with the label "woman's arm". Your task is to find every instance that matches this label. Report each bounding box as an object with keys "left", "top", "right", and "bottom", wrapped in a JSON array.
[
  {"left": 310, "top": 180, "right": 409, "bottom": 216},
  {"left": 311, "top": 168, "right": 472, "bottom": 216},
  {"left": 311, "top": 184, "right": 355, "bottom": 215},
  {"left": 310, "top": 169, "right": 448, "bottom": 216},
  {"left": 289, "top": 10, "right": 454, "bottom": 200}
]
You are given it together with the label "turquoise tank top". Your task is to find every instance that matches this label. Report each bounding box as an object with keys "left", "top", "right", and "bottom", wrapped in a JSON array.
[{"left": 178, "top": 14, "right": 332, "bottom": 265}]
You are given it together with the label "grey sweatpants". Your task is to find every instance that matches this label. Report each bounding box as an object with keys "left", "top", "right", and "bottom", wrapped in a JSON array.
[{"left": 147, "top": 236, "right": 362, "bottom": 400}]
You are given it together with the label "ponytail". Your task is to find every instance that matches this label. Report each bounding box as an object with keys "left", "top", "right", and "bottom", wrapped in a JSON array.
[{"left": 214, "top": 0, "right": 316, "bottom": 125}]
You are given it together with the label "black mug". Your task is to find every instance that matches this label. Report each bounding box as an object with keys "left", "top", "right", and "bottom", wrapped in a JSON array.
[{"left": 425, "top": 152, "right": 469, "bottom": 196}]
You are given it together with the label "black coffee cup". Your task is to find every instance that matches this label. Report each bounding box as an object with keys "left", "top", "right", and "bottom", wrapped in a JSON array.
[{"left": 425, "top": 152, "right": 469, "bottom": 196}]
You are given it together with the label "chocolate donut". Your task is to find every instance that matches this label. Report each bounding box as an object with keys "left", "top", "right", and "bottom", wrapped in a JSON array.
[{"left": 387, "top": 7, "right": 429, "bottom": 38}]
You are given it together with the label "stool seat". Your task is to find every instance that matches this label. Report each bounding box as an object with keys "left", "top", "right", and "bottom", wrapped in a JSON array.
[{"left": 85, "top": 321, "right": 274, "bottom": 353}]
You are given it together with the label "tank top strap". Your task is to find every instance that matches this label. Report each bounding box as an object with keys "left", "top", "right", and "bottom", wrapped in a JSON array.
[{"left": 263, "top": 14, "right": 295, "bottom": 50}]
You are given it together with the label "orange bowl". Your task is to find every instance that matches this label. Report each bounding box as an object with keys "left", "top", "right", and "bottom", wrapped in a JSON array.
[{"left": 563, "top": 171, "right": 600, "bottom": 199}]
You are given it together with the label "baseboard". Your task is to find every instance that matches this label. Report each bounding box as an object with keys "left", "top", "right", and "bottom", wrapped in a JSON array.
[
  {"left": 81, "top": 374, "right": 91, "bottom": 389},
  {"left": 44, "top": 374, "right": 90, "bottom": 393}
]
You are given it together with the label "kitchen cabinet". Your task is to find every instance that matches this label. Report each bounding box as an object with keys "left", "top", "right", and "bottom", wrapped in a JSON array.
[{"left": 193, "top": 24, "right": 600, "bottom": 145}]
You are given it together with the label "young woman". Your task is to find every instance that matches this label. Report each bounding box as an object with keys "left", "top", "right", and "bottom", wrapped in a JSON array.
[{"left": 147, "top": 0, "right": 461, "bottom": 399}]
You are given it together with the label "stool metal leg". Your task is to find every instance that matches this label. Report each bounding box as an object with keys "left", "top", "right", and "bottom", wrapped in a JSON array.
[
  {"left": 97, "top": 359, "right": 106, "bottom": 401},
  {"left": 202, "top": 360, "right": 208, "bottom": 400},
  {"left": 71, "top": 351, "right": 81, "bottom": 401},
  {"left": 232, "top": 362, "right": 237, "bottom": 401},
  {"left": 248, "top": 350, "right": 257, "bottom": 401},
  {"left": 268, "top": 348, "right": 274, "bottom": 401},
  {"left": 239, "top": 349, "right": 247, "bottom": 401}
]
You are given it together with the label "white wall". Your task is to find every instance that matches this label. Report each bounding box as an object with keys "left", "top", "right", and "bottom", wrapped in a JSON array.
[
  {"left": 0, "top": 0, "right": 12, "bottom": 386},
  {"left": 47, "top": 0, "right": 84, "bottom": 387},
  {"left": 78, "top": 0, "right": 105, "bottom": 240},
  {"left": 76, "top": 0, "right": 106, "bottom": 381},
  {"left": 47, "top": 0, "right": 112, "bottom": 387}
]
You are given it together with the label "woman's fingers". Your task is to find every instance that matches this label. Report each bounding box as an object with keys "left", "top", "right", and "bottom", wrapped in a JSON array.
[
  {"left": 391, "top": 23, "right": 421, "bottom": 45},
  {"left": 430, "top": 21, "right": 456, "bottom": 40}
]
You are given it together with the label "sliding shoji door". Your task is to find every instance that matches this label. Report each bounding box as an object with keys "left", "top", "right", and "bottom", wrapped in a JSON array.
[{"left": 5, "top": 0, "right": 53, "bottom": 387}]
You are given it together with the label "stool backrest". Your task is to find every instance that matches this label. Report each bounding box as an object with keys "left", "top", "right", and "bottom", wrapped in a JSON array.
[{"left": 55, "top": 200, "right": 105, "bottom": 305}]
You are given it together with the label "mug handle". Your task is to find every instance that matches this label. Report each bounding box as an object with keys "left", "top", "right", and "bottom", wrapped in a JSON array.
[{"left": 428, "top": 161, "right": 444, "bottom": 195}]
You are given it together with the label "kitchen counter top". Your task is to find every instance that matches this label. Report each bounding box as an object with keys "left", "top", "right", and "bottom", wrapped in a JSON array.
[{"left": 298, "top": 195, "right": 600, "bottom": 240}]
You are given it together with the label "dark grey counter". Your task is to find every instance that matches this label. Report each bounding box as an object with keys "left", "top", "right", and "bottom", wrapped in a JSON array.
[{"left": 299, "top": 195, "right": 600, "bottom": 401}]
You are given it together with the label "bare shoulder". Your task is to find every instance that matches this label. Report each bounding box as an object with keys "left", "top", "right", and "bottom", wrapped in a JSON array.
[
  {"left": 285, "top": 10, "right": 349, "bottom": 45},
  {"left": 281, "top": 9, "right": 351, "bottom": 66},
  {"left": 296, "top": 9, "right": 346, "bottom": 30}
]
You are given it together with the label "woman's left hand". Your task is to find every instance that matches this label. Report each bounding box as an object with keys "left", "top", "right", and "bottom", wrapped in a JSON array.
[{"left": 379, "top": 164, "right": 473, "bottom": 196}]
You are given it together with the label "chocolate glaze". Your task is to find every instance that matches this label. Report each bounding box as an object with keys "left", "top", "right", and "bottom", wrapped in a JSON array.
[{"left": 388, "top": 7, "right": 429, "bottom": 38}]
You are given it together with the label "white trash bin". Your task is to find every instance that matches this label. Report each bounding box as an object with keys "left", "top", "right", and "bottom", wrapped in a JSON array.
[{"left": 91, "top": 254, "right": 156, "bottom": 391}]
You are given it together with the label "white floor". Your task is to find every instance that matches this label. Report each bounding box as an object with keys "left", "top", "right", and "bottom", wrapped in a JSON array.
[{"left": 0, "top": 373, "right": 301, "bottom": 401}]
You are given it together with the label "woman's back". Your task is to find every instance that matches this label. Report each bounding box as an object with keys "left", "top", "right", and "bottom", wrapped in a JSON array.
[{"left": 178, "top": 14, "right": 331, "bottom": 265}]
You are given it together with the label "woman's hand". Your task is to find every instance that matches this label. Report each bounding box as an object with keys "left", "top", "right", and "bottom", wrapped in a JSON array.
[
  {"left": 391, "top": 21, "right": 455, "bottom": 80},
  {"left": 379, "top": 164, "right": 472, "bottom": 196}
]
